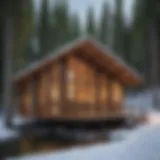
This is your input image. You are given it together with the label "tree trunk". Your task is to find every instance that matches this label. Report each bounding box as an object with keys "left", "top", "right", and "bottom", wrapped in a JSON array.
[
  {"left": 150, "top": 21, "right": 159, "bottom": 108},
  {"left": 3, "top": 3, "right": 13, "bottom": 127},
  {"left": 143, "top": 28, "right": 151, "bottom": 87}
]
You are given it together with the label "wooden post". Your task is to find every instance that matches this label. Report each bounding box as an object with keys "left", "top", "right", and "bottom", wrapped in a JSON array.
[
  {"left": 95, "top": 69, "right": 100, "bottom": 116},
  {"left": 59, "top": 58, "right": 67, "bottom": 116},
  {"left": 32, "top": 76, "right": 38, "bottom": 117},
  {"left": 107, "top": 78, "right": 112, "bottom": 112},
  {"left": 106, "top": 76, "right": 109, "bottom": 115},
  {"left": 3, "top": 3, "right": 13, "bottom": 127},
  {"left": 46, "top": 66, "right": 52, "bottom": 117}
]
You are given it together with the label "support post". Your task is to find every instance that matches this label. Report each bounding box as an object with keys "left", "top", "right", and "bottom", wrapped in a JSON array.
[
  {"left": 95, "top": 69, "right": 100, "bottom": 115},
  {"left": 59, "top": 58, "right": 67, "bottom": 115}
]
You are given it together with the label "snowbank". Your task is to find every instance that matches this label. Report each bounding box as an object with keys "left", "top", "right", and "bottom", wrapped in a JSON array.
[
  {"left": 7, "top": 124, "right": 160, "bottom": 160},
  {"left": 0, "top": 117, "right": 19, "bottom": 142},
  {"left": 124, "top": 89, "right": 160, "bottom": 118}
]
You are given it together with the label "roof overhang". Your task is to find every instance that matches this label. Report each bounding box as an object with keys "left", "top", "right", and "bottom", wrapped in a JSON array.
[{"left": 13, "top": 36, "right": 143, "bottom": 86}]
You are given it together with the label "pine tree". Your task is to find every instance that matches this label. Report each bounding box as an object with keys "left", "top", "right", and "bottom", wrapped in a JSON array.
[
  {"left": 98, "top": 1, "right": 110, "bottom": 45},
  {"left": 1, "top": 0, "right": 34, "bottom": 126},
  {"left": 86, "top": 6, "right": 96, "bottom": 37},
  {"left": 112, "top": 0, "right": 124, "bottom": 57},
  {"left": 70, "top": 13, "right": 82, "bottom": 40},
  {"left": 0, "top": 1, "right": 6, "bottom": 101},
  {"left": 131, "top": 0, "right": 159, "bottom": 83},
  {"left": 122, "top": 26, "right": 132, "bottom": 64},
  {"left": 12, "top": 0, "right": 34, "bottom": 71},
  {"left": 132, "top": 0, "right": 160, "bottom": 107},
  {"left": 26, "top": 35, "right": 38, "bottom": 64},
  {"left": 38, "top": 0, "right": 51, "bottom": 58},
  {"left": 51, "top": 1, "right": 70, "bottom": 49}
]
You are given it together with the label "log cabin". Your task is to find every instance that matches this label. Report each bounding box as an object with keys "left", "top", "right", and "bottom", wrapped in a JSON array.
[{"left": 13, "top": 37, "right": 142, "bottom": 126}]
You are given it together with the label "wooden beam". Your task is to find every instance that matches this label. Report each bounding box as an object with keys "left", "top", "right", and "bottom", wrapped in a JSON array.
[
  {"left": 45, "top": 66, "right": 52, "bottom": 117},
  {"left": 31, "top": 76, "right": 37, "bottom": 117},
  {"left": 95, "top": 69, "right": 100, "bottom": 114},
  {"left": 83, "top": 46, "right": 128, "bottom": 85},
  {"left": 107, "top": 78, "right": 112, "bottom": 111},
  {"left": 59, "top": 58, "right": 67, "bottom": 115},
  {"left": 75, "top": 49, "right": 125, "bottom": 85},
  {"left": 36, "top": 73, "right": 43, "bottom": 117}
]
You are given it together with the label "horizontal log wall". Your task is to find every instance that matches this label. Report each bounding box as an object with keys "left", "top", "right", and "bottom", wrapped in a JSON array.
[
  {"left": 50, "top": 63, "right": 61, "bottom": 116},
  {"left": 19, "top": 80, "right": 34, "bottom": 117},
  {"left": 17, "top": 55, "right": 124, "bottom": 119}
]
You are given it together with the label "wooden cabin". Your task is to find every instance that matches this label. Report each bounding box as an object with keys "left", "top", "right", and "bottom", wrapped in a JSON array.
[{"left": 13, "top": 37, "right": 142, "bottom": 122}]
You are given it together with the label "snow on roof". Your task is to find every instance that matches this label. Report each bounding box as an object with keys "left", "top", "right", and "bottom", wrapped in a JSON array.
[
  {"left": 8, "top": 124, "right": 160, "bottom": 160},
  {"left": 13, "top": 35, "right": 143, "bottom": 84}
]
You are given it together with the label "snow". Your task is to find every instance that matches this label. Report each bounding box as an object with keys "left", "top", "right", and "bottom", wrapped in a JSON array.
[
  {"left": 5, "top": 90, "right": 160, "bottom": 159},
  {"left": 147, "top": 111, "right": 160, "bottom": 124},
  {"left": 109, "top": 129, "right": 133, "bottom": 141},
  {"left": 7, "top": 124, "right": 160, "bottom": 160},
  {"left": 0, "top": 116, "right": 19, "bottom": 141},
  {"left": 12, "top": 115, "right": 35, "bottom": 126},
  {"left": 125, "top": 89, "right": 156, "bottom": 116}
]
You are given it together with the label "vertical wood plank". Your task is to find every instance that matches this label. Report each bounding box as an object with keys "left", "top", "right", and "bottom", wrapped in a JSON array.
[
  {"left": 95, "top": 69, "right": 100, "bottom": 115},
  {"left": 46, "top": 66, "right": 52, "bottom": 118},
  {"left": 107, "top": 78, "right": 112, "bottom": 111},
  {"left": 105, "top": 75, "right": 109, "bottom": 114},
  {"left": 31, "top": 76, "right": 37, "bottom": 117},
  {"left": 59, "top": 58, "right": 67, "bottom": 116}
]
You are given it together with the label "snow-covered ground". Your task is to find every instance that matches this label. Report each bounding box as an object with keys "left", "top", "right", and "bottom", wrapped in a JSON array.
[
  {"left": 125, "top": 90, "right": 154, "bottom": 114},
  {"left": 7, "top": 124, "right": 160, "bottom": 160},
  {"left": 0, "top": 116, "right": 19, "bottom": 141},
  {"left": 4, "top": 90, "right": 160, "bottom": 159},
  {"left": 0, "top": 113, "right": 36, "bottom": 141}
]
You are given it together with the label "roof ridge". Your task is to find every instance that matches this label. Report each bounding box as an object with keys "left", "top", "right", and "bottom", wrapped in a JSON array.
[{"left": 13, "top": 35, "right": 143, "bottom": 84}]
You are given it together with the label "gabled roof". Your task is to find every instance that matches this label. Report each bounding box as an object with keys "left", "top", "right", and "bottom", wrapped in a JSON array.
[{"left": 13, "top": 36, "right": 143, "bottom": 86}]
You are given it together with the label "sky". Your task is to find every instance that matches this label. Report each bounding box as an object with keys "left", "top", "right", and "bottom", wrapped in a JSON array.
[
  {"left": 34, "top": 0, "right": 134, "bottom": 25},
  {"left": 68, "top": 0, "right": 134, "bottom": 25}
]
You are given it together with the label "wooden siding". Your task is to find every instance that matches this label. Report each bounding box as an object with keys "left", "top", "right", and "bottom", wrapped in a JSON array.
[
  {"left": 50, "top": 63, "right": 61, "bottom": 116},
  {"left": 19, "top": 81, "right": 33, "bottom": 116},
  {"left": 111, "top": 81, "right": 124, "bottom": 112},
  {"left": 18, "top": 55, "right": 125, "bottom": 119}
]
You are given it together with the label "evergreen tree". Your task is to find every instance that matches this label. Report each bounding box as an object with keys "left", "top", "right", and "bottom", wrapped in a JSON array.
[
  {"left": 122, "top": 26, "right": 132, "bottom": 64},
  {"left": 26, "top": 35, "right": 38, "bottom": 64},
  {"left": 1, "top": 0, "right": 34, "bottom": 126},
  {"left": 98, "top": 1, "right": 110, "bottom": 45},
  {"left": 70, "top": 13, "right": 82, "bottom": 40},
  {"left": 131, "top": 0, "right": 160, "bottom": 107},
  {"left": 86, "top": 6, "right": 96, "bottom": 37},
  {"left": 12, "top": 0, "right": 34, "bottom": 71},
  {"left": 38, "top": 0, "right": 51, "bottom": 58},
  {"left": 131, "top": 0, "right": 159, "bottom": 83},
  {"left": 131, "top": 0, "right": 147, "bottom": 73},
  {"left": 112, "top": 0, "right": 124, "bottom": 57},
  {"left": 51, "top": 1, "right": 70, "bottom": 49},
  {"left": 0, "top": 1, "right": 6, "bottom": 101}
]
